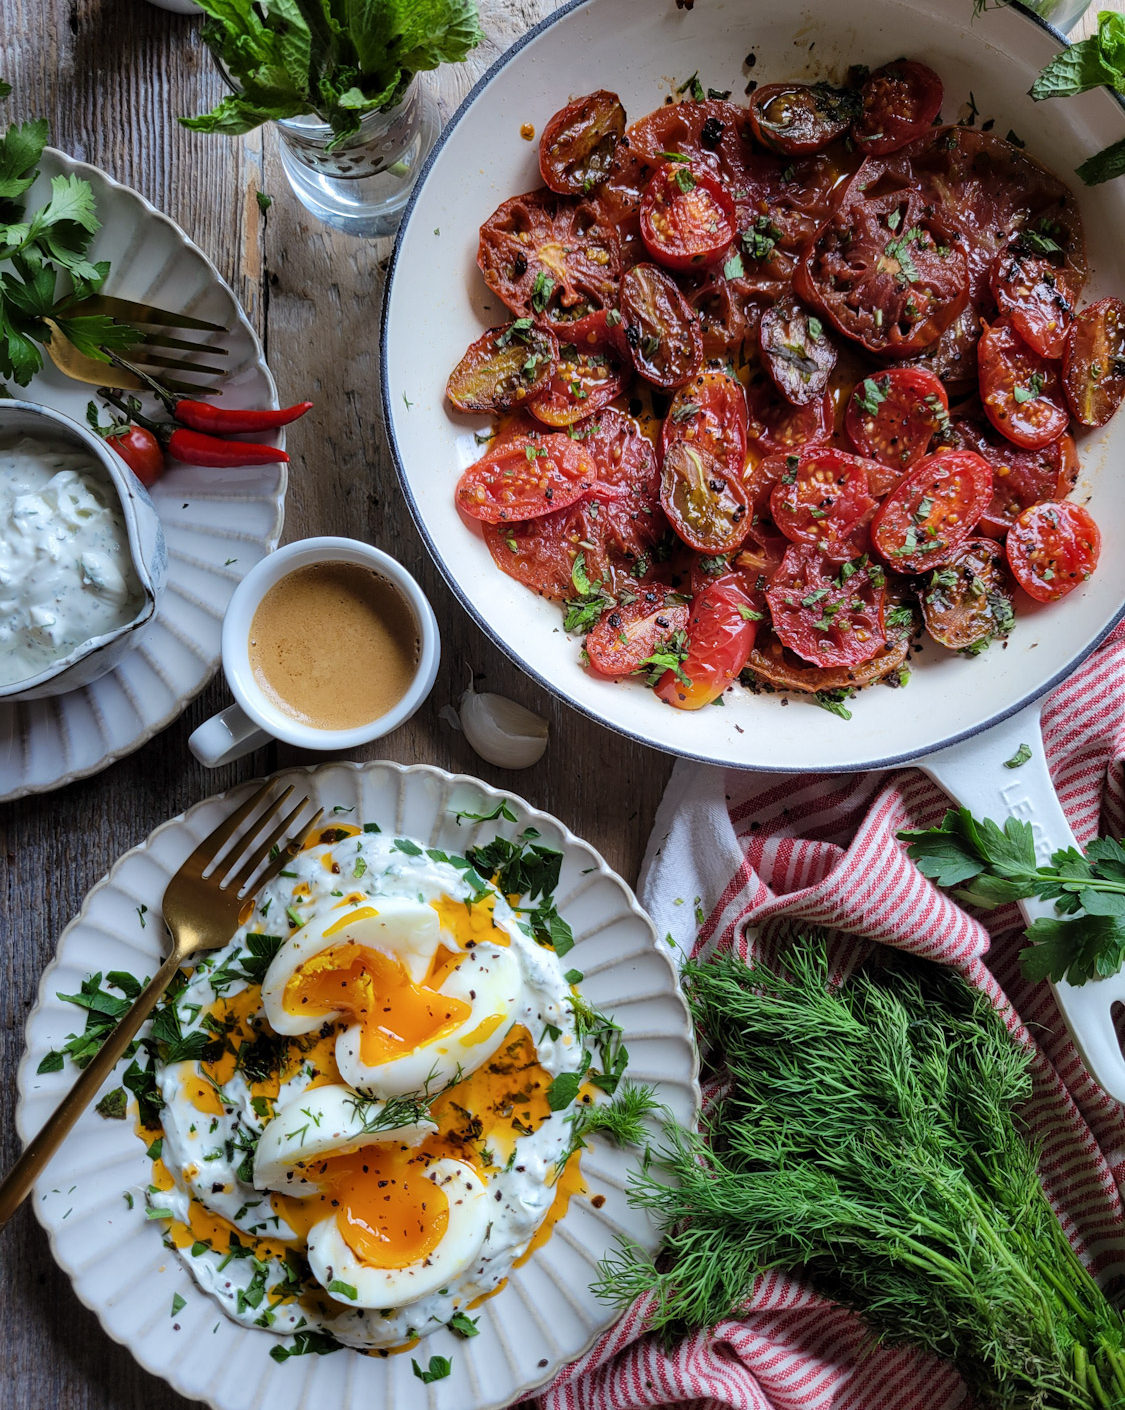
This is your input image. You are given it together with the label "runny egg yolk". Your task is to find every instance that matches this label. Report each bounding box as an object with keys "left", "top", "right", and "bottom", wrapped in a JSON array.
[
  {"left": 277, "top": 1146, "right": 448, "bottom": 1269},
  {"left": 282, "top": 942, "right": 471, "bottom": 1067}
]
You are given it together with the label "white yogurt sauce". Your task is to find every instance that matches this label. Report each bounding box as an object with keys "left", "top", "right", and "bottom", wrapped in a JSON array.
[{"left": 0, "top": 436, "right": 143, "bottom": 686}]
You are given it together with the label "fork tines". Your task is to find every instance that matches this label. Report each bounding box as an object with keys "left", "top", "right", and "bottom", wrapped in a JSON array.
[{"left": 186, "top": 780, "right": 325, "bottom": 899}]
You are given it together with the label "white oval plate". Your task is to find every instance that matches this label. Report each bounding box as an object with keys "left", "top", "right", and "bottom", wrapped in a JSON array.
[
  {"left": 0, "top": 149, "right": 285, "bottom": 801},
  {"left": 17, "top": 761, "right": 699, "bottom": 1410},
  {"left": 381, "top": 0, "right": 1125, "bottom": 773}
]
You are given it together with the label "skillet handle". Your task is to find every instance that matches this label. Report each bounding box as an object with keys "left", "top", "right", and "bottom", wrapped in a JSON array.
[{"left": 920, "top": 700, "right": 1125, "bottom": 1104}]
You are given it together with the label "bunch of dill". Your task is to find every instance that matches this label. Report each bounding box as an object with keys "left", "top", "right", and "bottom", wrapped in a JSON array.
[{"left": 595, "top": 937, "right": 1125, "bottom": 1410}]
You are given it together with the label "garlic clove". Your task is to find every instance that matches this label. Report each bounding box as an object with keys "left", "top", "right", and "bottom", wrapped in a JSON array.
[{"left": 458, "top": 685, "right": 548, "bottom": 769}]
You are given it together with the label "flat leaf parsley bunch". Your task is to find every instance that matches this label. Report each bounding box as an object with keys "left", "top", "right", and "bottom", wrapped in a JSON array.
[{"left": 184, "top": 0, "right": 483, "bottom": 149}]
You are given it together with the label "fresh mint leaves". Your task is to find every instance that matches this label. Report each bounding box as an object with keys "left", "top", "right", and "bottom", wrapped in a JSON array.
[{"left": 1022, "top": 10, "right": 1125, "bottom": 185}]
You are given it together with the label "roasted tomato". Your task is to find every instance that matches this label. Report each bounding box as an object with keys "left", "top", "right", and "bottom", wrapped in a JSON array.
[
  {"left": 769, "top": 447, "right": 878, "bottom": 562},
  {"left": 446, "top": 320, "right": 558, "bottom": 412},
  {"left": 748, "top": 82, "right": 860, "bottom": 155},
  {"left": 990, "top": 251, "right": 1076, "bottom": 360},
  {"left": 625, "top": 99, "right": 758, "bottom": 203},
  {"left": 871, "top": 448, "right": 992, "bottom": 573},
  {"left": 744, "top": 630, "right": 911, "bottom": 693},
  {"left": 795, "top": 182, "right": 968, "bottom": 357},
  {"left": 920, "top": 539, "right": 1014, "bottom": 651},
  {"left": 978, "top": 318, "right": 1069, "bottom": 451},
  {"left": 539, "top": 91, "right": 626, "bottom": 194},
  {"left": 579, "top": 407, "right": 660, "bottom": 499},
  {"left": 1006, "top": 501, "right": 1101, "bottom": 603},
  {"left": 655, "top": 566, "right": 762, "bottom": 710},
  {"left": 660, "top": 439, "right": 750, "bottom": 554},
  {"left": 483, "top": 500, "right": 597, "bottom": 597},
  {"left": 529, "top": 313, "right": 628, "bottom": 427},
  {"left": 477, "top": 188, "right": 621, "bottom": 326},
  {"left": 853, "top": 60, "right": 944, "bottom": 156},
  {"left": 758, "top": 297, "right": 837, "bottom": 407},
  {"left": 1063, "top": 297, "right": 1125, "bottom": 428},
  {"left": 586, "top": 589, "right": 691, "bottom": 677},
  {"left": 639, "top": 161, "right": 736, "bottom": 270},
  {"left": 844, "top": 367, "right": 949, "bottom": 485},
  {"left": 949, "top": 416, "right": 1078, "bottom": 538},
  {"left": 105, "top": 425, "right": 164, "bottom": 487},
  {"left": 619, "top": 263, "right": 703, "bottom": 388},
  {"left": 661, "top": 370, "right": 749, "bottom": 483},
  {"left": 745, "top": 376, "right": 833, "bottom": 455},
  {"left": 456, "top": 435, "right": 595, "bottom": 522},
  {"left": 765, "top": 545, "right": 887, "bottom": 668}
]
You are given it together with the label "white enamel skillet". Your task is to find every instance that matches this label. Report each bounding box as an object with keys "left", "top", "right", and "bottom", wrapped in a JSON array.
[{"left": 381, "top": 0, "right": 1125, "bottom": 1097}]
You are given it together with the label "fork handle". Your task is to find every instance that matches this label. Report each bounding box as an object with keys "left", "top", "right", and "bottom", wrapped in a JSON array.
[{"left": 0, "top": 947, "right": 183, "bottom": 1231}]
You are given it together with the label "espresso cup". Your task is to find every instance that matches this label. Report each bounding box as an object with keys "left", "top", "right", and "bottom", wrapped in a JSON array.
[{"left": 188, "top": 537, "right": 440, "bottom": 768}]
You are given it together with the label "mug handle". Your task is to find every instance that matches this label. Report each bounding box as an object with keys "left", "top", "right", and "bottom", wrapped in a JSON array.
[{"left": 188, "top": 703, "right": 269, "bottom": 768}]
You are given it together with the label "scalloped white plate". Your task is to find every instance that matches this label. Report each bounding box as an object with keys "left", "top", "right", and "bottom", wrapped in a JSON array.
[
  {"left": 0, "top": 149, "right": 285, "bottom": 802},
  {"left": 17, "top": 761, "right": 700, "bottom": 1410}
]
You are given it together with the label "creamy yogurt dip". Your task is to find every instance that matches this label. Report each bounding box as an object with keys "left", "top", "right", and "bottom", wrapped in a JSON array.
[{"left": 0, "top": 436, "right": 144, "bottom": 686}]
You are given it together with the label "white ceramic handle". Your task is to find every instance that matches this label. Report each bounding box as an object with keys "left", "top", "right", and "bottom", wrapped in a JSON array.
[
  {"left": 921, "top": 700, "right": 1125, "bottom": 1103},
  {"left": 187, "top": 703, "right": 268, "bottom": 769}
]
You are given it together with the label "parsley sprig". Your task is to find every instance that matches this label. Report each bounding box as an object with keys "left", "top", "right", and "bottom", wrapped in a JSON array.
[{"left": 899, "top": 806, "right": 1125, "bottom": 984}]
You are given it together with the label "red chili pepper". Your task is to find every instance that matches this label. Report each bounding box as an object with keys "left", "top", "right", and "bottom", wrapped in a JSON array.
[
  {"left": 166, "top": 427, "right": 290, "bottom": 467},
  {"left": 172, "top": 400, "right": 314, "bottom": 434}
]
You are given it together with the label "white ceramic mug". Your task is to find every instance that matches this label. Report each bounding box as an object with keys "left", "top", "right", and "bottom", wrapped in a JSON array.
[{"left": 188, "top": 537, "right": 440, "bottom": 768}]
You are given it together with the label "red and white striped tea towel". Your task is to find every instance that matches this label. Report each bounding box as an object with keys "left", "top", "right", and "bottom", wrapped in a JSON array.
[{"left": 538, "top": 624, "right": 1125, "bottom": 1410}]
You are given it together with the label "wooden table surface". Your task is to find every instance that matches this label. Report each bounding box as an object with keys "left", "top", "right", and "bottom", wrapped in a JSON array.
[{"left": 0, "top": 0, "right": 1113, "bottom": 1405}]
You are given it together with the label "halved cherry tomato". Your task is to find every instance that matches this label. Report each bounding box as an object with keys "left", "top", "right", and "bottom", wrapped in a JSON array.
[
  {"left": 106, "top": 425, "right": 164, "bottom": 488},
  {"left": 795, "top": 185, "right": 968, "bottom": 357},
  {"left": 759, "top": 297, "right": 836, "bottom": 407},
  {"left": 655, "top": 568, "right": 761, "bottom": 710},
  {"left": 990, "top": 252, "right": 1076, "bottom": 360},
  {"left": 1063, "top": 297, "right": 1125, "bottom": 428},
  {"left": 978, "top": 318, "right": 1069, "bottom": 450},
  {"left": 1006, "top": 501, "right": 1101, "bottom": 603},
  {"left": 529, "top": 314, "right": 628, "bottom": 427},
  {"left": 477, "top": 188, "right": 621, "bottom": 326},
  {"left": 920, "top": 539, "right": 1013, "bottom": 651},
  {"left": 539, "top": 91, "right": 626, "bottom": 195},
  {"left": 661, "top": 371, "right": 748, "bottom": 483},
  {"left": 748, "top": 83, "right": 860, "bottom": 155},
  {"left": 446, "top": 320, "right": 558, "bottom": 413},
  {"left": 586, "top": 590, "right": 691, "bottom": 677},
  {"left": 853, "top": 60, "right": 944, "bottom": 156},
  {"left": 457, "top": 435, "right": 595, "bottom": 522},
  {"left": 619, "top": 263, "right": 703, "bottom": 389},
  {"left": 949, "top": 417, "right": 1077, "bottom": 538},
  {"left": 745, "top": 377, "right": 832, "bottom": 455},
  {"left": 769, "top": 447, "right": 877, "bottom": 562},
  {"left": 639, "top": 162, "right": 736, "bottom": 271},
  {"left": 660, "top": 439, "right": 749, "bottom": 554},
  {"left": 577, "top": 407, "right": 660, "bottom": 499},
  {"left": 844, "top": 367, "right": 949, "bottom": 486},
  {"left": 766, "top": 545, "right": 887, "bottom": 668},
  {"left": 871, "top": 449, "right": 992, "bottom": 573}
]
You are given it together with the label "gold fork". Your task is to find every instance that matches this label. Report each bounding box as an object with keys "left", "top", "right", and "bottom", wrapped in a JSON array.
[
  {"left": 44, "top": 293, "right": 229, "bottom": 396},
  {"left": 0, "top": 779, "right": 324, "bottom": 1231}
]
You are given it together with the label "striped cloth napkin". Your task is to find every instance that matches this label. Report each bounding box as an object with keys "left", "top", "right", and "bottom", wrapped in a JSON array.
[{"left": 538, "top": 625, "right": 1125, "bottom": 1410}]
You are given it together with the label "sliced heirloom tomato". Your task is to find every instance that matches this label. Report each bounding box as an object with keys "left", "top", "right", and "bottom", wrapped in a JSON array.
[
  {"left": 529, "top": 313, "right": 629, "bottom": 427},
  {"left": 844, "top": 367, "right": 949, "bottom": 486},
  {"left": 948, "top": 417, "right": 1078, "bottom": 538},
  {"left": 586, "top": 588, "right": 691, "bottom": 678},
  {"left": 1063, "top": 297, "right": 1125, "bottom": 429},
  {"left": 871, "top": 449, "right": 992, "bottom": 573},
  {"left": 853, "top": 61, "right": 944, "bottom": 156},
  {"left": 539, "top": 91, "right": 626, "bottom": 194},
  {"left": 766, "top": 545, "right": 887, "bottom": 668},
  {"left": 748, "top": 83, "right": 860, "bottom": 155},
  {"left": 990, "top": 251, "right": 1076, "bottom": 360},
  {"left": 1006, "top": 501, "right": 1101, "bottom": 603},
  {"left": 457, "top": 435, "right": 595, "bottom": 522},
  {"left": 660, "top": 371, "right": 748, "bottom": 481},
  {"left": 655, "top": 566, "right": 762, "bottom": 710},
  {"left": 619, "top": 263, "right": 703, "bottom": 389},
  {"left": 920, "top": 539, "right": 1014, "bottom": 651},
  {"left": 639, "top": 162, "right": 736, "bottom": 270},
  {"left": 745, "top": 376, "right": 833, "bottom": 455},
  {"left": 477, "top": 188, "right": 621, "bottom": 327},
  {"left": 978, "top": 318, "right": 1069, "bottom": 451},
  {"left": 446, "top": 320, "right": 558, "bottom": 412},
  {"left": 769, "top": 447, "right": 878, "bottom": 562},
  {"left": 795, "top": 184, "right": 968, "bottom": 357},
  {"left": 759, "top": 297, "right": 837, "bottom": 407},
  {"left": 577, "top": 407, "right": 660, "bottom": 499},
  {"left": 660, "top": 439, "right": 749, "bottom": 553}
]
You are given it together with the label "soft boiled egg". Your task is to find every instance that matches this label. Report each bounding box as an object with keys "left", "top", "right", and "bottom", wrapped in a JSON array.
[
  {"left": 254, "top": 1085, "right": 489, "bottom": 1309},
  {"left": 260, "top": 895, "right": 522, "bottom": 1097}
]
